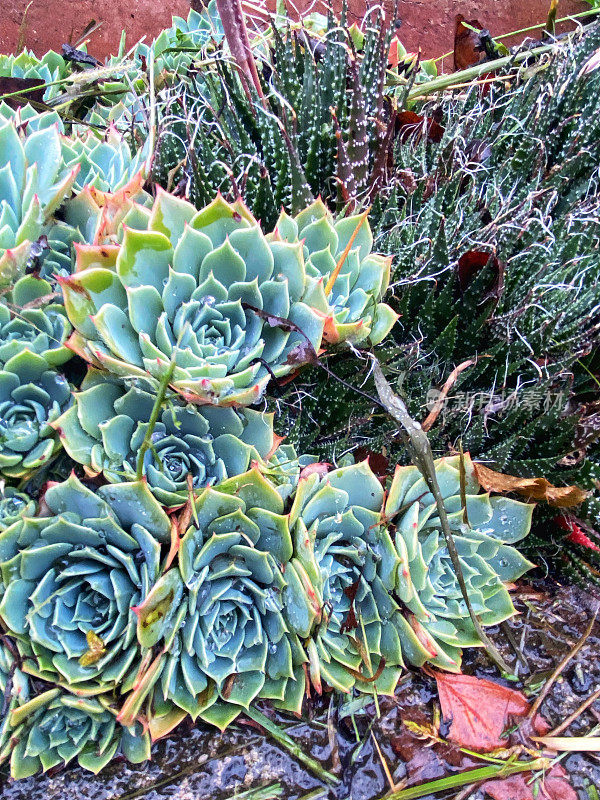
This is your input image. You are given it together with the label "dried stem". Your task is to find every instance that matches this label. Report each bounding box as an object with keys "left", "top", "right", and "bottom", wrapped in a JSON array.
[
  {"left": 528, "top": 611, "right": 598, "bottom": 721},
  {"left": 372, "top": 358, "right": 513, "bottom": 675}
]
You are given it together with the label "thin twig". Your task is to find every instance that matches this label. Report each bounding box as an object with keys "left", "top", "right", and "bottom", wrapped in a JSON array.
[
  {"left": 546, "top": 686, "right": 600, "bottom": 737},
  {"left": 422, "top": 359, "right": 478, "bottom": 431},
  {"left": 244, "top": 706, "right": 338, "bottom": 785},
  {"left": 528, "top": 611, "right": 598, "bottom": 721}
]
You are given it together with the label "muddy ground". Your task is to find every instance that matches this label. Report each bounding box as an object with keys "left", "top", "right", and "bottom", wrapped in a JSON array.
[{"left": 0, "top": 577, "right": 597, "bottom": 800}]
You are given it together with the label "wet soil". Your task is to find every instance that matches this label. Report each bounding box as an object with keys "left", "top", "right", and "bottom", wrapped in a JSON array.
[
  {"left": 0, "top": 576, "right": 598, "bottom": 800},
  {"left": 0, "top": 0, "right": 589, "bottom": 63}
]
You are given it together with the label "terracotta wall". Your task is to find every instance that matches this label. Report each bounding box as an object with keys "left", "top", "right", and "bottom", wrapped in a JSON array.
[{"left": 0, "top": 0, "right": 589, "bottom": 62}]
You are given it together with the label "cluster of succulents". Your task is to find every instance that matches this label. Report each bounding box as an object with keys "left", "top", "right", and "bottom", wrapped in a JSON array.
[
  {"left": 0, "top": 453, "right": 534, "bottom": 777},
  {"left": 58, "top": 190, "right": 397, "bottom": 406},
  {"left": 0, "top": 2, "right": 543, "bottom": 782}
]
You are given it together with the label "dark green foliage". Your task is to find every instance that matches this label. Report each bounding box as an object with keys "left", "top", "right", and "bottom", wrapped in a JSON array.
[
  {"left": 275, "top": 22, "right": 600, "bottom": 581},
  {"left": 151, "top": 8, "right": 395, "bottom": 222}
]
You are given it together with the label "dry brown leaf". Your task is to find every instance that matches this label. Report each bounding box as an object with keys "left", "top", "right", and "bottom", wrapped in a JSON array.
[{"left": 473, "top": 462, "right": 588, "bottom": 507}]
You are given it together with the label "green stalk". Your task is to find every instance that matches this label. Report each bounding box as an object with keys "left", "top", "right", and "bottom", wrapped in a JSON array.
[
  {"left": 432, "top": 7, "right": 599, "bottom": 63},
  {"left": 381, "top": 759, "right": 548, "bottom": 800},
  {"left": 407, "top": 41, "right": 560, "bottom": 100},
  {"left": 372, "top": 361, "right": 512, "bottom": 675},
  {"left": 225, "top": 782, "right": 283, "bottom": 800},
  {"left": 244, "top": 707, "right": 338, "bottom": 785},
  {"left": 136, "top": 361, "right": 176, "bottom": 480}
]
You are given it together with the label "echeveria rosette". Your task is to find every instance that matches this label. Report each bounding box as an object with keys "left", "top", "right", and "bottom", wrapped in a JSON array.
[
  {"left": 0, "top": 349, "right": 72, "bottom": 479},
  {"left": 0, "top": 111, "right": 80, "bottom": 284},
  {"left": 135, "top": 0, "right": 224, "bottom": 78},
  {"left": 0, "top": 51, "right": 71, "bottom": 102},
  {"left": 0, "top": 487, "right": 36, "bottom": 531},
  {"left": 271, "top": 199, "right": 398, "bottom": 346},
  {"left": 0, "top": 688, "right": 150, "bottom": 779},
  {"left": 55, "top": 368, "right": 291, "bottom": 506},
  {"left": 385, "top": 454, "right": 535, "bottom": 672},
  {"left": 0, "top": 639, "right": 29, "bottom": 750},
  {"left": 0, "top": 275, "right": 72, "bottom": 367},
  {"left": 133, "top": 468, "right": 314, "bottom": 733},
  {"left": 58, "top": 188, "right": 396, "bottom": 406},
  {"left": 0, "top": 474, "right": 171, "bottom": 695},
  {"left": 288, "top": 461, "right": 405, "bottom": 696},
  {"left": 58, "top": 189, "right": 327, "bottom": 406}
]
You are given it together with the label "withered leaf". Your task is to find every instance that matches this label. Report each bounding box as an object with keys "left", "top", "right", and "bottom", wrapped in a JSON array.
[
  {"left": 473, "top": 462, "right": 588, "bottom": 507},
  {"left": 454, "top": 14, "right": 485, "bottom": 71},
  {"left": 0, "top": 77, "right": 45, "bottom": 110}
]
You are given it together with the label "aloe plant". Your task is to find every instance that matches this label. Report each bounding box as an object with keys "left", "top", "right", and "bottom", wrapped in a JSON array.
[
  {"left": 130, "top": 468, "right": 313, "bottom": 733},
  {"left": 0, "top": 689, "right": 150, "bottom": 779},
  {"left": 0, "top": 349, "right": 71, "bottom": 479},
  {"left": 288, "top": 460, "right": 406, "bottom": 696},
  {"left": 384, "top": 455, "right": 534, "bottom": 671},
  {"left": 58, "top": 189, "right": 396, "bottom": 406},
  {"left": 0, "top": 473, "right": 170, "bottom": 693},
  {"left": 55, "top": 368, "right": 294, "bottom": 506},
  {"left": 152, "top": 6, "right": 399, "bottom": 223}
]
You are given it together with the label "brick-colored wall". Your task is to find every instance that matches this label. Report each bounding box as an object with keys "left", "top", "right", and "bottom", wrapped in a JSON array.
[{"left": 0, "top": 0, "right": 588, "bottom": 63}]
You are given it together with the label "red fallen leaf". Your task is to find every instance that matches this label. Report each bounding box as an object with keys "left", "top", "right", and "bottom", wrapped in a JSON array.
[
  {"left": 0, "top": 76, "right": 45, "bottom": 109},
  {"left": 454, "top": 14, "right": 485, "bottom": 71},
  {"left": 457, "top": 250, "right": 504, "bottom": 301},
  {"left": 397, "top": 110, "right": 445, "bottom": 144},
  {"left": 434, "top": 671, "right": 549, "bottom": 752},
  {"left": 481, "top": 764, "right": 577, "bottom": 800},
  {"left": 354, "top": 448, "right": 389, "bottom": 479}
]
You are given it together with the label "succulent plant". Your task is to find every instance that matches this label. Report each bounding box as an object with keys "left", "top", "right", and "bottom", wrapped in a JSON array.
[
  {"left": 0, "top": 638, "right": 30, "bottom": 750},
  {"left": 0, "top": 473, "right": 171, "bottom": 692},
  {"left": 384, "top": 455, "right": 534, "bottom": 671},
  {"left": 0, "top": 275, "right": 72, "bottom": 367},
  {"left": 0, "top": 349, "right": 72, "bottom": 479},
  {"left": 135, "top": 1, "right": 224, "bottom": 78},
  {"left": 131, "top": 468, "right": 313, "bottom": 732},
  {"left": 58, "top": 189, "right": 396, "bottom": 406},
  {"left": 0, "top": 110, "right": 80, "bottom": 284},
  {"left": 62, "top": 125, "right": 148, "bottom": 195},
  {"left": 288, "top": 461, "right": 405, "bottom": 696},
  {"left": 0, "top": 688, "right": 150, "bottom": 779},
  {"left": 272, "top": 200, "right": 397, "bottom": 345},
  {"left": 0, "top": 486, "right": 36, "bottom": 531},
  {"left": 55, "top": 368, "right": 294, "bottom": 506},
  {"left": 0, "top": 50, "right": 72, "bottom": 102}
]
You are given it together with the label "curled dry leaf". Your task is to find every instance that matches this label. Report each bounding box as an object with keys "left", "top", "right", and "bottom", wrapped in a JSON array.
[
  {"left": 454, "top": 14, "right": 485, "bottom": 71},
  {"left": 473, "top": 462, "right": 588, "bottom": 507}
]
